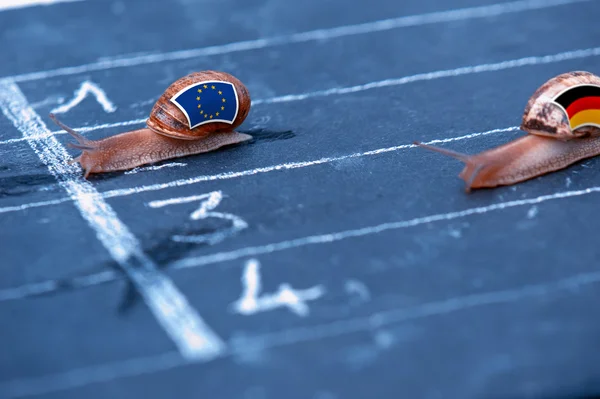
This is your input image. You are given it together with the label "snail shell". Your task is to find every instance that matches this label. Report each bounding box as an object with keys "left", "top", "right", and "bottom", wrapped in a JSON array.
[
  {"left": 522, "top": 71, "right": 600, "bottom": 140},
  {"left": 49, "top": 70, "right": 253, "bottom": 178},
  {"left": 148, "top": 70, "right": 252, "bottom": 140}
]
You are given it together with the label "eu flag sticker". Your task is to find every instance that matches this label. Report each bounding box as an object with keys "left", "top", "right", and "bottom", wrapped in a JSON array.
[{"left": 170, "top": 81, "right": 239, "bottom": 129}]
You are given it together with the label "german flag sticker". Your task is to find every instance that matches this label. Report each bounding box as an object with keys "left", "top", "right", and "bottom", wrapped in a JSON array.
[{"left": 552, "top": 84, "right": 600, "bottom": 131}]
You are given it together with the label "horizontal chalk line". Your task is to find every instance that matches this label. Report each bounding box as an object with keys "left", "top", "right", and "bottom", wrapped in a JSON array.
[
  {"left": 3, "top": 268, "right": 599, "bottom": 397},
  {"left": 0, "top": 0, "right": 81, "bottom": 12},
  {"left": 0, "top": 126, "right": 518, "bottom": 216},
  {"left": 170, "top": 186, "right": 600, "bottom": 269},
  {"left": 0, "top": 118, "right": 147, "bottom": 146},
  {"left": 2, "top": 43, "right": 598, "bottom": 148},
  {"left": 252, "top": 47, "right": 600, "bottom": 105},
  {"left": 2, "top": 0, "right": 590, "bottom": 83},
  {"left": 1, "top": 181, "right": 598, "bottom": 303}
]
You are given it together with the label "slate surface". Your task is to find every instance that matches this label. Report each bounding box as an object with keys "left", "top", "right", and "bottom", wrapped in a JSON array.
[{"left": 1, "top": 0, "right": 600, "bottom": 398}]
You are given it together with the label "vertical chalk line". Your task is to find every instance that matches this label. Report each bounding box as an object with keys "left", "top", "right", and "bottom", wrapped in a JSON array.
[{"left": 0, "top": 79, "right": 225, "bottom": 361}]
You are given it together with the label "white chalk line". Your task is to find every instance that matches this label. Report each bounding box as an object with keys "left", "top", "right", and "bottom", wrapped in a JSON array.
[
  {"left": 1, "top": 177, "right": 596, "bottom": 304},
  {"left": 124, "top": 162, "right": 187, "bottom": 175},
  {"left": 0, "top": 81, "right": 225, "bottom": 361},
  {"left": 2, "top": 43, "right": 599, "bottom": 148},
  {"left": 3, "top": 268, "right": 600, "bottom": 398},
  {"left": 0, "top": 0, "right": 81, "bottom": 11},
  {"left": 0, "top": 118, "right": 146, "bottom": 146},
  {"left": 100, "top": 126, "right": 519, "bottom": 199},
  {"left": 0, "top": 126, "right": 518, "bottom": 217},
  {"left": 240, "top": 268, "right": 600, "bottom": 350},
  {"left": 252, "top": 46, "right": 600, "bottom": 105},
  {"left": 170, "top": 186, "right": 600, "bottom": 270},
  {"left": 2, "top": 0, "right": 593, "bottom": 83}
]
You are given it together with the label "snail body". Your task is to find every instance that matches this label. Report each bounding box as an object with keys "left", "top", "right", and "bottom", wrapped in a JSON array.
[
  {"left": 416, "top": 71, "right": 600, "bottom": 191},
  {"left": 50, "top": 70, "right": 252, "bottom": 178}
]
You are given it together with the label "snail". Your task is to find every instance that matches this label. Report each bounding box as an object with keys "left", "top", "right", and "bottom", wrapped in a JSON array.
[
  {"left": 49, "top": 70, "right": 252, "bottom": 178},
  {"left": 415, "top": 71, "right": 600, "bottom": 192}
]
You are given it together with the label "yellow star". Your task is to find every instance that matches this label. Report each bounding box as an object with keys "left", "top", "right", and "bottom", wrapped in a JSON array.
[
  {"left": 203, "top": 84, "right": 208, "bottom": 89},
  {"left": 197, "top": 88, "right": 202, "bottom": 93},
  {"left": 210, "top": 115, "right": 213, "bottom": 119},
  {"left": 211, "top": 85, "right": 215, "bottom": 89},
  {"left": 204, "top": 114, "right": 208, "bottom": 118},
  {"left": 200, "top": 110, "right": 203, "bottom": 114},
  {"left": 216, "top": 112, "right": 219, "bottom": 116},
  {"left": 196, "top": 96, "right": 200, "bottom": 101},
  {"left": 222, "top": 98, "right": 226, "bottom": 103},
  {"left": 218, "top": 91, "right": 222, "bottom": 95},
  {"left": 197, "top": 104, "right": 201, "bottom": 108},
  {"left": 221, "top": 106, "right": 225, "bottom": 110}
]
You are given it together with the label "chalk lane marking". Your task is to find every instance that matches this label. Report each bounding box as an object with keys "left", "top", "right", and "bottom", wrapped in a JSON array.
[
  {"left": 99, "top": 126, "right": 520, "bottom": 199},
  {"left": 3, "top": 0, "right": 593, "bottom": 83},
  {"left": 2, "top": 183, "right": 599, "bottom": 303},
  {"left": 0, "top": 126, "right": 518, "bottom": 216},
  {"left": 148, "top": 191, "right": 249, "bottom": 244},
  {"left": 0, "top": 0, "right": 81, "bottom": 11},
  {"left": 230, "top": 259, "right": 325, "bottom": 317},
  {"left": 2, "top": 44, "right": 600, "bottom": 148},
  {"left": 124, "top": 162, "right": 187, "bottom": 175},
  {"left": 170, "top": 186, "right": 600, "bottom": 270},
  {"left": 50, "top": 80, "right": 117, "bottom": 115},
  {"left": 0, "top": 118, "right": 146, "bottom": 146},
  {"left": 252, "top": 47, "right": 600, "bottom": 105},
  {"left": 0, "top": 80, "right": 225, "bottom": 360},
  {"left": 3, "top": 268, "right": 600, "bottom": 398}
]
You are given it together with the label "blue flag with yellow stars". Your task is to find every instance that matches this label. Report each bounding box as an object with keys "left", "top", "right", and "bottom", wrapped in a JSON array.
[{"left": 170, "top": 81, "right": 239, "bottom": 129}]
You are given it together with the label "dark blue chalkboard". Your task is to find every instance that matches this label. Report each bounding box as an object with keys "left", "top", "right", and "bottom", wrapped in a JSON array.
[{"left": 1, "top": 0, "right": 600, "bottom": 398}]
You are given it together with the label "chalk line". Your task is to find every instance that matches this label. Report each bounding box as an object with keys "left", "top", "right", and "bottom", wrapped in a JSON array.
[
  {"left": 0, "top": 118, "right": 146, "bottom": 146},
  {"left": 3, "top": 0, "right": 593, "bottom": 83},
  {"left": 241, "top": 268, "right": 600, "bottom": 350},
  {"left": 3, "top": 268, "right": 600, "bottom": 397},
  {"left": 100, "top": 126, "right": 520, "bottom": 199},
  {"left": 0, "top": 126, "right": 518, "bottom": 216},
  {"left": 252, "top": 46, "right": 600, "bottom": 105},
  {"left": 2, "top": 182, "right": 599, "bottom": 303},
  {"left": 0, "top": 197, "right": 71, "bottom": 214},
  {"left": 170, "top": 186, "right": 600, "bottom": 269},
  {"left": 2, "top": 42, "right": 598, "bottom": 148},
  {"left": 0, "top": 80, "right": 225, "bottom": 360},
  {"left": 0, "top": 0, "right": 80, "bottom": 11},
  {"left": 124, "top": 162, "right": 187, "bottom": 175},
  {"left": 148, "top": 193, "right": 216, "bottom": 208}
]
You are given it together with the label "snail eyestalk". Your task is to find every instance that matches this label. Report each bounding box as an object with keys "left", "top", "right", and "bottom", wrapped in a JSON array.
[{"left": 49, "top": 113, "right": 96, "bottom": 151}]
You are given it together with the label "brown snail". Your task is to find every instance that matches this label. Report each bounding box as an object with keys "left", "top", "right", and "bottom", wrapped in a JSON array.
[
  {"left": 415, "top": 71, "right": 600, "bottom": 191},
  {"left": 49, "top": 70, "right": 252, "bottom": 178}
]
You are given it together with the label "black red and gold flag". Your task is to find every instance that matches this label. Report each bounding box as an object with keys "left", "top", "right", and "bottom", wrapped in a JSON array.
[{"left": 552, "top": 84, "right": 600, "bottom": 131}]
